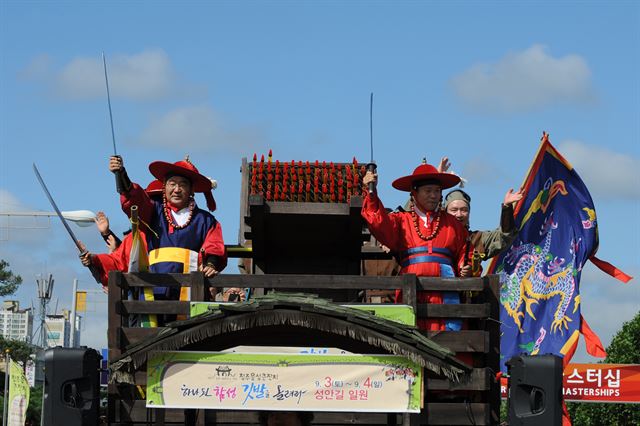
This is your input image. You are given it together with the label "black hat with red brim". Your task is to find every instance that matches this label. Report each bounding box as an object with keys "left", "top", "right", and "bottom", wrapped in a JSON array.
[{"left": 392, "top": 163, "right": 461, "bottom": 192}]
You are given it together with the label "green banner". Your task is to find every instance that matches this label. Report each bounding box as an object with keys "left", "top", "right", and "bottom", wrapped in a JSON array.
[
  {"left": 190, "top": 302, "right": 415, "bottom": 326},
  {"left": 8, "top": 359, "right": 30, "bottom": 426},
  {"left": 147, "top": 351, "right": 422, "bottom": 412}
]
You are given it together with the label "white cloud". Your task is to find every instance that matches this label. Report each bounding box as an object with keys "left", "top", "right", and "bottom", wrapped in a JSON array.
[
  {"left": 451, "top": 45, "right": 596, "bottom": 113},
  {"left": 558, "top": 140, "right": 640, "bottom": 200},
  {"left": 460, "top": 156, "right": 508, "bottom": 184},
  {"left": 18, "top": 53, "right": 52, "bottom": 80},
  {"left": 20, "top": 49, "right": 203, "bottom": 101},
  {"left": 137, "top": 105, "right": 264, "bottom": 154},
  {"left": 57, "top": 49, "right": 178, "bottom": 100}
]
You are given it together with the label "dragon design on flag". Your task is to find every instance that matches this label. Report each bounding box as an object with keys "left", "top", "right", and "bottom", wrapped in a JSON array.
[{"left": 499, "top": 213, "right": 578, "bottom": 334}]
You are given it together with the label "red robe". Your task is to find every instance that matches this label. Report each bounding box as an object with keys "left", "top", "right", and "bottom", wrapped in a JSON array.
[
  {"left": 91, "top": 232, "right": 146, "bottom": 290},
  {"left": 362, "top": 193, "right": 469, "bottom": 330}
]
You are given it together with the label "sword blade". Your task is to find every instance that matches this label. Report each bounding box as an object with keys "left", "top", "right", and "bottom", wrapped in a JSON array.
[
  {"left": 102, "top": 52, "right": 117, "bottom": 156},
  {"left": 32, "top": 163, "right": 84, "bottom": 253},
  {"left": 367, "top": 92, "right": 377, "bottom": 194},
  {"left": 370, "top": 92, "right": 374, "bottom": 163}
]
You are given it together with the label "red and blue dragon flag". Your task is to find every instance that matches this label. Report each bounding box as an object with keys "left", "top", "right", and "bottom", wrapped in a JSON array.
[{"left": 488, "top": 133, "right": 632, "bottom": 373}]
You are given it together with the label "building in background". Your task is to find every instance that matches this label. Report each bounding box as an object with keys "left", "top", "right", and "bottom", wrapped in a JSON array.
[
  {"left": 43, "top": 311, "right": 82, "bottom": 348},
  {"left": 0, "top": 300, "right": 33, "bottom": 342},
  {"left": 44, "top": 314, "right": 69, "bottom": 348},
  {"left": 62, "top": 309, "right": 82, "bottom": 348}
]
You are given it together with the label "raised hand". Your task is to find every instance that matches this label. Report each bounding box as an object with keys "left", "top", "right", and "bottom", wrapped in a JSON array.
[
  {"left": 95, "top": 211, "right": 110, "bottom": 235},
  {"left": 438, "top": 157, "right": 451, "bottom": 173},
  {"left": 503, "top": 188, "right": 524, "bottom": 206},
  {"left": 363, "top": 170, "right": 378, "bottom": 192},
  {"left": 109, "top": 155, "right": 124, "bottom": 173}
]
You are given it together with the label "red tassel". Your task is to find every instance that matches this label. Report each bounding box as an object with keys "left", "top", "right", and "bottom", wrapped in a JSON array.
[
  {"left": 590, "top": 256, "right": 633, "bottom": 283},
  {"left": 204, "top": 190, "right": 217, "bottom": 212},
  {"left": 580, "top": 315, "right": 607, "bottom": 358}
]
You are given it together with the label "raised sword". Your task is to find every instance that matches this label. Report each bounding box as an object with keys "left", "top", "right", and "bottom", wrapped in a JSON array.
[{"left": 33, "top": 163, "right": 101, "bottom": 283}]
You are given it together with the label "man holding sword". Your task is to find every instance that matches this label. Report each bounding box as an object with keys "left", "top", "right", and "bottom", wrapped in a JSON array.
[
  {"left": 361, "top": 159, "right": 470, "bottom": 332},
  {"left": 80, "top": 155, "right": 227, "bottom": 302}
]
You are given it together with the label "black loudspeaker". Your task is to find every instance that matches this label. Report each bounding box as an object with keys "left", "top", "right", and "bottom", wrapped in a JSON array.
[
  {"left": 507, "top": 354, "right": 563, "bottom": 426},
  {"left": 43, "top": 347, "right": 102, "bottom": 426}
]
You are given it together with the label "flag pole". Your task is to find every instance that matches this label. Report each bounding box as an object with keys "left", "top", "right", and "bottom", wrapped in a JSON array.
[
  {"left": 70, "top": 278, "right": 78, "bottom": 348},
  {"left": 512, "top": 131, "right": 548, "bottom": 218},
  {"left": 2, "top": 349, "right": 10, "bottom": 426},
  {"left": 486, "top": 131, "right": 548, "bottom": 275}
]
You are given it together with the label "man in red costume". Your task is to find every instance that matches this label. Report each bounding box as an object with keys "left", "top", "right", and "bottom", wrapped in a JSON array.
[
  {"left": 79, "top": 181, "right": 162, "bottom": 292},
  {"left": 362, "top": 159, "right": 470, "bottom": 331}
]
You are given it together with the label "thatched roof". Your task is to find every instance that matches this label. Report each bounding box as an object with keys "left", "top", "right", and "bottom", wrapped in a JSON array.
[{"left": 110, "top": 293, "right": 471, "bottom": 384}]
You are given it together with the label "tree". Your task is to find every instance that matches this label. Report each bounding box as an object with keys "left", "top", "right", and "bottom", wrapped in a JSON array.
[
  {"left": 0, "top": 259, "right": 23, "bottom": 296},
  {"left": 0, "top": 336, "right": 37, "bottom": 366},
  {"left": 26, "top": 384, "right": 43, "bottom": 425},
  {"left": 568, "top": 310, "right": 640, "bottom": 425}
]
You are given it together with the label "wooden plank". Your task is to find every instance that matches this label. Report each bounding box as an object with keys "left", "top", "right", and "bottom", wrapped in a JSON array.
[
  {"left": 417, "top": 276, "right": 485, "bottom": 291},
  {"left": 266, "top": 200, "right": 352, "bottom": 215},
  {"left": 203, "top": 274, "right": 406, "bottom": 290},
  {"left": 238, "top": 157, "right": 249, "bottom": 245},
  {"left": 314, "top": 412, "right": 397, "bottom": 424},
  {"left": 400, "top": 274, "right": 417, "bottom": 310},
  {"left": 484, "top": 275, "right": 501, "bottom": 425},
  {"left": 209, "top": 410, "right": 395, "bottom": 425},
  {"left": 347, "top": 196, "right": 367, "bottom": 274},
  {"left": 119, "top": 300, "right": 189, "bottom": 315},
  {"left": 424, "top": 403, "right": 490, "bottom": 425},
  {"left": 424, "top": 330, "right": 489, "bottom": 353},
  {"left": 122, "top": 272, "right": 487, "bottom": 292},
  {"left": 248, "top": 195, "right": 266, "bottom": 269},
  {"left": 427, "top": 368, "right": 490, "bottom": 391},
  {"left": 416, "top": 303, "right": 490, "bottom": 318},
  {"left": 122, "top": 272, "right": 192, "bottom": 287},
  {"left": 191, "top": 271, "right": 205, "bottom": 302},
  {"left": 112, "top": 401, "right": 489, "bottom": 425},
  {"left": 117, "top": 401, "right": 399, "bottom": 424},
  {"left": 108, "top": 271, "right": 123, "bottom": 362},
  {"left": 114, "top": 399, "right": 183, "bottom": 423},
  {"left": 121, "top": 272, "right": 486, "bottom": 292}
]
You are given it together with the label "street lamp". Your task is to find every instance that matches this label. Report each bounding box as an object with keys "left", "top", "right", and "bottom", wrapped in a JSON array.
[{"left": 0, "top": 210, "right": 96, "bottom": 227}]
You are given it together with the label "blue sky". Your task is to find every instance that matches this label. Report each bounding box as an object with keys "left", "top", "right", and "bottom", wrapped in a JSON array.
[{"left": 0, "top": 1, "right": 638, "bottom": 360}]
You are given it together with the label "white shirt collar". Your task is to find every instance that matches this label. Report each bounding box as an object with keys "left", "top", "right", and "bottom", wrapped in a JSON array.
[
  {"left": 413, "top": 203, "right": 430, "bottom": 227},
  {"left": 171, "top": 207, "right": 191, "bottom": 227}
]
